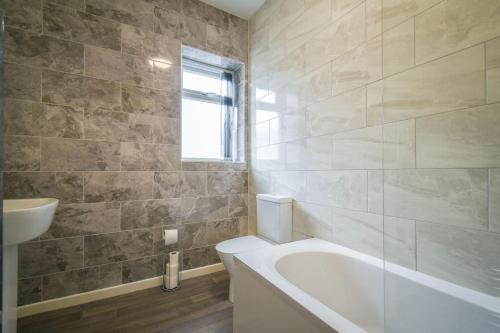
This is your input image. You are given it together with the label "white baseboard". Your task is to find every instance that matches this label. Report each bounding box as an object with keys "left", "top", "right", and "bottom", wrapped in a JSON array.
[{"left": 17, "top": 263, "right": 225, "bottom": 318}]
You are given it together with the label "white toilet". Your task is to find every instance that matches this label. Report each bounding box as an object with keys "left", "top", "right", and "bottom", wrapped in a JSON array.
[{"left": 216, "top": 194, "right": 292, "bottom": 302}]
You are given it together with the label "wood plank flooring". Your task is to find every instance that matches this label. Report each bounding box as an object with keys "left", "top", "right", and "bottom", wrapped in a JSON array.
[{"left": 18, "top": 271, "right": 233, "bottom": 333}]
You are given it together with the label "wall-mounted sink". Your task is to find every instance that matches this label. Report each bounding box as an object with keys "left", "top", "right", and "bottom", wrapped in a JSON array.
[
  {"left": 3, "top": 198, "right": 58, "bottom": 333},
  {"left": 4, "top": 198, "right": 59, "bottom": 246}
]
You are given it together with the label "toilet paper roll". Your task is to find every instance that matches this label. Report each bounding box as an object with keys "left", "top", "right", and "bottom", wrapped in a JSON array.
[
  {"left": 164, "top": 229, "right": 178, "bottom": 246},
  {"left": 168, "top": 251, "right": 179, "bottom": 288}
]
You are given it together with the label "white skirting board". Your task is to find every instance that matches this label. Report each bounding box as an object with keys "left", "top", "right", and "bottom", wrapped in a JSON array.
[{"left": 17, "top": 263, "right": 225, "bottom": 318}]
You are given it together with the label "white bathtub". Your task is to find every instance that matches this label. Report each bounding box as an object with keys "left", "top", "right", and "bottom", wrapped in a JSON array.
[{"left": 233, "top": 238, "right": 500, "bottom": 333}]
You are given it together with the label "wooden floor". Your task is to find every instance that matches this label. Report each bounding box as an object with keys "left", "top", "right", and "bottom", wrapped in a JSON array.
[{"left": 18, "top": 272, "right": 233, "bottom": 333}]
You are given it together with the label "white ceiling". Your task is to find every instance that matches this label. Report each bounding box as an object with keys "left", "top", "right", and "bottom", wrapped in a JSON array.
[{"left": 200, "top": 0, "right": 266, "bottom": 19}]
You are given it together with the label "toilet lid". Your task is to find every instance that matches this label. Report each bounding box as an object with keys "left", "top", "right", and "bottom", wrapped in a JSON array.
[{"left": 216, "top": 235, "right": 272, "bottom": 254}]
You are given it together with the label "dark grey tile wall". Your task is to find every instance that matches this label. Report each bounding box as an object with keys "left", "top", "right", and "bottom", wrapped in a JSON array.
[{"left": 2, "top": 0, "right": 248, "bottom": 305}]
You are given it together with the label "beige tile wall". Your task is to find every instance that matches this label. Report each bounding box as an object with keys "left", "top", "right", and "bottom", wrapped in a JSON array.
[{"left": 249, "top": 0, "right": 500, "bottom": 297}]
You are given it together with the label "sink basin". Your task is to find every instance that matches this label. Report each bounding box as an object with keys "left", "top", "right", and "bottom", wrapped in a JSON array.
[{"left": 3, "top": 198, "right": 59, "bottom": 246}]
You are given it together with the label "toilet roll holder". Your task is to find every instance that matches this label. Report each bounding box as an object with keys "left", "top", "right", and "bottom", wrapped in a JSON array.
[{"left": 162, "top": 251, "right": 181, "bottom": 292}]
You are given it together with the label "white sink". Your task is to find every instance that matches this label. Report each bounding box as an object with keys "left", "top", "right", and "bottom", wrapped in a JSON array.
[
  {"left": 3, "top": 198, "right": 59, "bottom": 333},
  {"left": 4, "top": 198, "right": 59, "bottom": 246}
]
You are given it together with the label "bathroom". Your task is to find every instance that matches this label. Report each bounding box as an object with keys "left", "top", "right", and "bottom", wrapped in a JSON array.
[{"left": 1, "top": 0, "right": 499, "bottom": 332}]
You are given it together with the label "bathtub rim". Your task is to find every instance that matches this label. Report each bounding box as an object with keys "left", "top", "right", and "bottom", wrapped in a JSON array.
[{"left": 235, "top": 238, "right": 500, "bottom": 332}]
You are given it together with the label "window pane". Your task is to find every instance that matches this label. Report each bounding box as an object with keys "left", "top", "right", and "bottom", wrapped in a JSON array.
[
  {"left": 182, "top": 98, "right": 224, "bottom": 159},
  {"left": 183, "top": 71, "right": 227, "bottom": 95}
]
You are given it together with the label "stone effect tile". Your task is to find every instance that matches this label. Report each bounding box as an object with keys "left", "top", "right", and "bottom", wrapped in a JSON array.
[
  {"left": 486, "top": 37, "right": 500, "bottom": 104},
  {"left": 416, "top": 222, "right": 500, "bottom": 297},
  {"left": 207, "top": 172, "right": 248, "bottom": 196},
  {"left": 332, "top": 208, "right": 383, "bottom": 258},
  {"left": 332, "top": 126, "right": 383, "bottom": 170},
  {"left": 415, "top": 0, "right": 500, "bottom": 64},
  {"left": 121, "top": 143, "right": 180, "bottom": 171},
  {"left": 5, "top": 28, "right": 84, "bottom": 74},
  {"left": 42, "top": 70, "right": 121, "bottom": 110},
  {"left": 85, "top": 0, "right": 154, "bottom": 31},
  {"left": 490, "top": 169, "right": 500, "bottom": 233},
  {"left": 18, "top": 277, "right": 42, "bottom": 306},
  {"left": 0, "top": 0, "right": 42, "bottom": 32},
  {"left": 44, "top": 202, "right": 121, "bottom": 239},
  {"left": 83, "top": 108, "right": 152, "bottom": 143},
  {"left": 42, "top": 264, "right": 121, "bottom": 300},
  {"left": 416, "top": 105, "right": 500, "bottom": 168},
  {"left": 293, "top": 201, "right": 333, "bottom": 241},
  {"left": 182, "top": 247, "right": 208, "bottom": 270},
  {"left": 122, "top": 256, "right": 161, "bottom": 283},
  {"left": 182, "top": 222, "right": 207, "bottom": 250},
  {"left": 19, "top": 238, "right": 84, "bottom": 278},
  {"left": 384, "top": 216, "right": 416, "bottom": 269},
  {"left": 121, "top": 24, "right": 181, "bottom": 64},
  {"left": 153, "top": 172, "right": 207, "bottom": 198},
  {"left": 5, "top": 63, "right": 41, "bottom": 101},
  {"left": 4, "top": 100, "right": 84, "bottom": 139},
  {"left": 207, "top": 218, "right": 240, "bottom": 245},
  {"left": 43, "top": 3, "right": 121, "bottom": 50},
  {"left": 41, "top": 138, "right": 121, "bottom": 171},
  {"left": 385, "top": 169, "right": 488, "bottom": 230},
  {"left": 229, "top": 194, "right": 248, "bottom": 217},
  {"left": 383, "top": 18, "right": 414, "bottom": 77},
  {"left": 84, "top": 46, "right": 154, "bottom": 88},
  {"left": 122, "top": 85, "right": 179, "bottom": 118},
  {"left": 382, "top": 45, "right": 485, "bottom": 123},
  {"left": 84, "top": 230, "right": 154, "bottom": 266},
  {"left": 383, "top": 119, "right": 415, "bottom": 169},
  {"left": 4, "top": 136, "right": 41, "bottom": 171},
  {"left": 84, "top": 172, "right": 153, "bottom": 202},
  {"left": 4, "top": 172, "right": 83, "bottom": 203}
]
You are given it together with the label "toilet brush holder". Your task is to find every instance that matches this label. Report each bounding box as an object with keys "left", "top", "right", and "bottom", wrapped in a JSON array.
[{"left": 162, "top": 251, "right": 180, "bottom": 292}]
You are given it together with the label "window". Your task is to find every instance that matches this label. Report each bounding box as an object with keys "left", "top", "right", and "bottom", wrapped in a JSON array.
[{"left": 181, "top": 58, "right": 235, "bottom": 160}]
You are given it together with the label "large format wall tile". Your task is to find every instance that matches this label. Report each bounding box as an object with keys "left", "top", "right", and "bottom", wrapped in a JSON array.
[
  {"left": 207, "top": 218, "right": 240, "bottom": 245},
  {"left": 4, "top": 0, "right": 249, "bottom": 306},
  {"left": 84, "top": 172, "right": 153, "bottom": 202},
  {"left": 415, "top": 0, "right": 500, "bottom": 64},
  {"left": 1, "top": 0, "right": 42, "bottom": 32},
  {"left": 491, "top": 169, "right": 500, "bottom": 233},
  {"left": 332, "top": 125, "right": 383, "bottom": 170},
  {"left": 331, "top": 36, "right": 382, "bottom": 95},
  {"left": 122, "top": 24, "right": 181, "bottom": 63},
  {"left": 42, "top": 71, "right": 121, "bottom": 110},
  {"left": 43, "top": 3, "right": 121, "bottom": 50},
  {"left": 332, "top": 208, "right": 383, "bottom": 258},
  {"left": 121, "top": 143, "right": 180, "bottom": 171},
  {"left": 19, "top": 238, "right": 84, "bottom": 278},
  {"left": 5, "top": 28, "right": 84, "bottom": 74},
  {"left": 4, "top": 172, "right": 83, "bottom": 203},
  {"left": 45, "top": 202, "right": 121, "bottom": 239},
  {"left": 293, "top": 201, "right": 333, "bottom": 241},
  {"left": 42, "top": 264, "right": 121, "bottom": 300},
  {"left": 207, "top": 172, "right": 248, "bottom": 195},
  {"left": 85, "top": 46, "right": 154, "bottom": 87},
  {"left": 85, "top": 0, "right": 154, "bottom": 31},
  {"left": 83, "top": 108, "right": 153, "bottom": 143},
  {"left": 382, "top": 45, "right": 485, "bottom": 123},
  {"left": 84, "top": 230, "right": 154, "bottom": 266},
  {"left": 486, "top": 37, "right": 500, "bottom": 104},
  {"left": 153, "top": 172, "right": 207, "bottom": 198},
  {"left": 383, "top": 119, "right": 415, "bottom": 169},
  {"left": 41, "top": 138, "right": 121, "bottom": 171},
  {"left": 417, "top": 222, "right": 500, "bottom": 297},
  {"left": 416, "top": 104, "right": 500, "bottom": 168},
  {"left": 4, "top": 100, "right": 84, "bottom": 139},
  {"left": 382, "top": 0, "right": 440, "bottom": 31},
  {"left": 4, "top": 136, "right": 40, "bottom": 171},
  {"left": 383, "top": 216, "right": 415, "bottom": 269},
  {"left": 384, "top": 169, "right": 488, "bottom": 229},
  {"left": 306, "top": 87, "right": 366, "bottom": 137},
  {"left": 4, "top": 63, "right": 41, "bottom": 101},
  {"left": 122, "top": 85, "right": 179, "bottom": 118},
  {"left": 383, "top": 18, "right": 414, "bottom": 77},
  {"left": 306, "top": 170, "right": 367, "bottom": 210}
]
